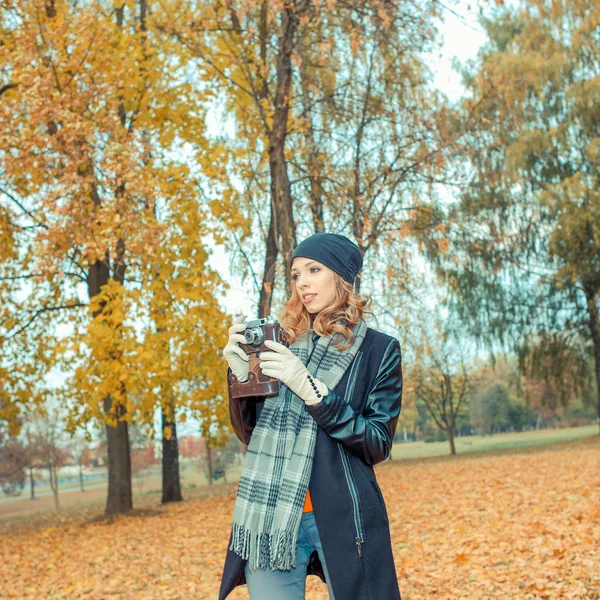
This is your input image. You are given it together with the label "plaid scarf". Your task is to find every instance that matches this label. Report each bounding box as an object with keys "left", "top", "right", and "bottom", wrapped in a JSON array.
[{"left": 229, "top": 318, "right": 368, "bottom": 571}]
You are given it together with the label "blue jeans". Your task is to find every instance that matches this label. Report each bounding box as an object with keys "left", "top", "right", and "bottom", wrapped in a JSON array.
[{"left": 244, "top": 511, "right": 335, "bottom": 600}]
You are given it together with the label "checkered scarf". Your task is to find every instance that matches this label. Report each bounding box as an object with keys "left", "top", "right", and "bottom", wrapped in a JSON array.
[{"left": 229, "top": 318, "right": 368, "bottom": 571}]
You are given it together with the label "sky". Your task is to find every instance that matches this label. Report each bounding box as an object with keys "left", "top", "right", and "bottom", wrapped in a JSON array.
[{"left": 431, "top": 4, "right": 489, "bottom": 101}]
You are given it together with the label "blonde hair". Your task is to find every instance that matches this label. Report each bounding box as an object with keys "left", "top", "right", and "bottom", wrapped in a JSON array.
[{"left": 278, "top": 273, "right": 373, "bottom": 351}]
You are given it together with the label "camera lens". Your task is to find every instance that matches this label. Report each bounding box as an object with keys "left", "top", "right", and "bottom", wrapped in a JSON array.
[{"left": 244, "top": 327, "right": 264, "bottom": 346}]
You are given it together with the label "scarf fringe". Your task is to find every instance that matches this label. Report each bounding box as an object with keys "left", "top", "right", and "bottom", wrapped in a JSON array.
[{"left": 230, "top": 522, "right": 298, "bottom": 571}]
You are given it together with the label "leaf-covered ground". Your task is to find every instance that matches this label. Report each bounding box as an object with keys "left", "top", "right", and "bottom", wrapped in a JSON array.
[{"left": 1, "top": 438, "right": 599, "bottom": 600}]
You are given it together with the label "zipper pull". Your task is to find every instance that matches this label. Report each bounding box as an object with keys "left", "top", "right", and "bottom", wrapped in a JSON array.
[{"left": 355, "top": 537, "right": 363, "bottom": 558}]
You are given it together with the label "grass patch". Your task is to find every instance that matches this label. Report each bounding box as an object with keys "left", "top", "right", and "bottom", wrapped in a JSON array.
[{"left": 391, "top": 424, "right": 598, "bottom": 460}]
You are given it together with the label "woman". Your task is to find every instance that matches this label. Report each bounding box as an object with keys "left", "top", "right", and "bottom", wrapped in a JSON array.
[{"left": 219, "top": 232, "right": 403, "bottom": 600}]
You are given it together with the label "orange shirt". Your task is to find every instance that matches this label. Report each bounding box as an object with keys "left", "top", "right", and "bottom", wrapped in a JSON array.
[{"left": 303, "top": 488, "right": 313, "bottom": 512}]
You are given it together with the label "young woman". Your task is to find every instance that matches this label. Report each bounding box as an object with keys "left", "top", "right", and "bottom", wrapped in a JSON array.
[{"left": 219, "top": 232, "right": 403, "bottom": 600}]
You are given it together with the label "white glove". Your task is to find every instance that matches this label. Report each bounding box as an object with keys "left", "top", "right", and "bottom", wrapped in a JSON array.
[
  {"left": 223, "top": 317, "right": 249, "bottom": 382},
  {"left": 259, "top": 340, "right": 329, "bottom": 406}
]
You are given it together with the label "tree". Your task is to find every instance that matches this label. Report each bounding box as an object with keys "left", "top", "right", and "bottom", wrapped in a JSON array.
[
  {"left": 159, "top": 0, "right": 304, "bottom": 311},
  {"left": 0, "top": 424, "right": 26, "bottom": 497},
  {"left": 506, "top": 399, "right": 537, "bottom": 432},
  {"left": 161, "top": 404, "right": 183, "bottom": 504},
  {"left": 437, "top": 0, "right": 600, "bottom": 433},
  {"left": 407, "top": 317, "right": 470, "bottom": 455},
  {"left": 199, "top": 418, "right": 231, "bottom": 487},
  {"left": 468, "top": 359, "right": 515, "bottom": 435},
  {"left": 21, "top": 423, "right": 48, "bottom": 500},
  {"left": 159, "top": 1, "right": 450, "bottom": 321},
  {"left": 70, "top": 434, "right": 92, "bottom": 493},
  {"left": 471, "top": 382, "right": 510, "bottom": 435},
  {"left": 20, "top": 409, "right": 69, "bottom": 510},
  {"left": 0, "top": 0, "right": 230, "bottom": 516},
  {"left": 291, "top": 1, "right": 451, "bottom": 299}
]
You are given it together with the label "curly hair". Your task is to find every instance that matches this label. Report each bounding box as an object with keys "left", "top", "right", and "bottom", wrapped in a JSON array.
[{"left": 278, "top": 273, "right": 373, "bottom": 351}]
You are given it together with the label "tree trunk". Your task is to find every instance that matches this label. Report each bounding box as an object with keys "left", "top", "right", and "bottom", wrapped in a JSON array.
[
  {"left": 79, "top": 463, "right": 85, "bottom": 492},
  {"left": 583, "top": 282, "right": 600, "bottom": 435},
  {"left": 259, "top": 208, "right": 278, "bottom": 318},
  {"left": 48, "top": 463, "right": 60, "bottom": 510},
  {"left": 206, "top": 441, "right": 213, "bottom": 486},
  {"left": 268, "top": 6, "right": 299, "bottom": 299},
  {"left": 354, "top": 268, "right": 362, "bottom": 294},
  {"left": 53, "top": 466, "right": 59, "bottom": 509},
  {"left": 161, "top": 406, "right": 183, "bottom": 504},
  {"left": 298, "top": 53, "right": 325, "bottom": 234},
  {"left": 104, "top": 399, "right": 132, "bottom": 515},
  {"left": 29, "top": 467, "right": 35, "bottom": 500},
  {"left": 447, "top": 428, "right": 456, "bottom": 456}
]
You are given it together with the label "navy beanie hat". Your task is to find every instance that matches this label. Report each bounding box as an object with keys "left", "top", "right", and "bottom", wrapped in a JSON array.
[{"left": 291, "top": 232, "right": 363, "bottom": 285}]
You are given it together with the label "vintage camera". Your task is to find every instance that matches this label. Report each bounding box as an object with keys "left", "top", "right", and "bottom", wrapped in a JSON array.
[{"left": 229, "top": 315, "right": 289, "bottom": 399}]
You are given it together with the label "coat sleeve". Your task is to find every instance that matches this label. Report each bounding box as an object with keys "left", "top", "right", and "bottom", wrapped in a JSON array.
[
  {"left": 227, "top": 368, "right": 267, "bottom": 445},
  {"left": 306, "top": 338, "right": 402, "bottom": 466}
]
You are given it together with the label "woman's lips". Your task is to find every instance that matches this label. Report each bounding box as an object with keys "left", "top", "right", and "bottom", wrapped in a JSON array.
[{"left": 302, "top": 293, "right": 317, "bottom": 304}]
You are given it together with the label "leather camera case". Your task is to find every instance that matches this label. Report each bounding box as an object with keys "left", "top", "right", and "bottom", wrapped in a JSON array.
[{"left": 229, "top": 318, "right": 289, "bottom": 399}]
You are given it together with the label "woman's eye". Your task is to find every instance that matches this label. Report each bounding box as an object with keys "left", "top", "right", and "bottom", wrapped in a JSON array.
[{"left": 292, "top": 268, "right": 319, "bottom": 281}]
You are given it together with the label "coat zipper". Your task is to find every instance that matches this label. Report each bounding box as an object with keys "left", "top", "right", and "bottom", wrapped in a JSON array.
[
  {"left": 338, "top": 351, "right": 365, "bottom": 557},
  {"left": 338, "top": 445, "right": 365, "bottom": 557}
]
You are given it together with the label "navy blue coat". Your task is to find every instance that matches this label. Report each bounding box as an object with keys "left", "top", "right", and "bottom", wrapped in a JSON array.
[{"left": 218, "top": 327, "right": 403, "bottom": 600}]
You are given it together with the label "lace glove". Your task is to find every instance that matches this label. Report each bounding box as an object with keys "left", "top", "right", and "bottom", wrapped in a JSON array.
[
  {"left": 259, "top": 340, "right": 329, "bottom": 406},
  {"left": 222, "top": 317, "right": 249, "bottom": 383}
]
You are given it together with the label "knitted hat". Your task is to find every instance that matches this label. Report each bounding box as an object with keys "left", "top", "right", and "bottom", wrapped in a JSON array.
[{"left": 290, "top": 232, "right": 363, "bottom": 285}]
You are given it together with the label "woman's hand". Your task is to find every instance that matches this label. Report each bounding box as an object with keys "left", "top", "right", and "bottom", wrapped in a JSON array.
[
  {"left": 223, "top": 317, "right": 250, "bottom": 382},
  {"left": 259, "top": 340, "right": 328, "bottom": 405}
]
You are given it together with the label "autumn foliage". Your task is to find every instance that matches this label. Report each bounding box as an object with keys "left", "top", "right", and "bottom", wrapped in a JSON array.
[{"left": 1, "top": 439, "right": 598, "bottom": 599}]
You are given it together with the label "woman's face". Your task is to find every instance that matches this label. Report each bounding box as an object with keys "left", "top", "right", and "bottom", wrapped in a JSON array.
[{"left": 291, "top": 257, "right": 336, "bottom": 314}]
